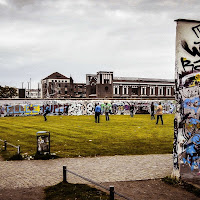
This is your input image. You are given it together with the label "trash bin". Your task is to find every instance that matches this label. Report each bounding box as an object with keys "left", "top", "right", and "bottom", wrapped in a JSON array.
[{"left": 36, "top": 131, "right": 50, "bottom": 155}]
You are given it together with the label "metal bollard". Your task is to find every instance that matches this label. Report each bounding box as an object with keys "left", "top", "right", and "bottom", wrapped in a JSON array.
[
  {"left": 110, "top": 186, "right": 114, "bottom": 200},
  {"left": 63, "top": 166, "right": 67, "bottom": 183},
  {"left": 4, "top": 140, "right": 7, "bottom": 151},
  {"left": 17, "top": 145, "right": 20, "bottom": 154}
]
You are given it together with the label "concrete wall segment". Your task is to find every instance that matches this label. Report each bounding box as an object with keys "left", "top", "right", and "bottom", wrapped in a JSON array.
[
  {"left": 174, "top": 19, "right": 200, "bottom": 181},
  {"left": 0, "top": 99, "right": 175, "bottom": 117}
]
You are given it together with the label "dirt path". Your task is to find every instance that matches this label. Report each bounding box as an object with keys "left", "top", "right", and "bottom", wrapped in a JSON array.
[
  {"left": 0, "top": 187, "right": 45, "bottom": 200},
  {"left": 0, "top": 180, "right": 199, "bottom": 200},
  {"left": 102, "top": 180, "right": 199, "bottom": 200}
]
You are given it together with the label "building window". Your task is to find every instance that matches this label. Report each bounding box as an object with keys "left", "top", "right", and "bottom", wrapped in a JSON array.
[
  {"left": 104, "top": 79, "right": 109, "bottom": 84},
  {"left": 141, "top": 87, "right": 146, "bottom": 95},
  {"left": 166, "top": 87, "right": 171, "bottom": 96},
  {"left": 65, "top": 91, "right": 67, "bottom": 94},
  {"left": 58, "top": 84, "right": 61, "bottom": 87},
  {"left": 123, "top": 87, "right": 128, "bottom": 95},
  {"left": 150, "top": 87, "right": 155, "bottom": 95},
  {"left": 115, "top": 88, "right": 118, "bottom": 94},
  {"left": 158, "top": 87, "right": 163, "bottom": 96}
]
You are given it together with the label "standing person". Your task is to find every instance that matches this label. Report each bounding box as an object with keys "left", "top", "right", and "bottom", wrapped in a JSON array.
[
  {"left": 105, "top": 103, "right": 110, "bottom": 121},
  {"left": 43, "top": 104, "right": 50, "bottom": 121},
  {"left": 151, "top": 102, "right": 155, "bottom": 120},
  {"left": 156, "top": 102, "right": 163, "bottom": 125},
  {"left": 95, "top": 103, "right": 101, "bottom": 123},
  {"left": 65, "top": 104, "right": 69, "bottom": 115},
  {"left": 130, "top": 104, "right": 134, "bottom": 117}
]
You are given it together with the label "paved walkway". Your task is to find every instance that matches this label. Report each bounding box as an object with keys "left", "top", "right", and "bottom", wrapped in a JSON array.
[{"left": 0, "top": 154, "right": 172, "bottom": 189}]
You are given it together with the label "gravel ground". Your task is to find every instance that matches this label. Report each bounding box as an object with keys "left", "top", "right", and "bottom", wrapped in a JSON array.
[{"left": 0, "top": 154, "right": 199, "bottom": 199}]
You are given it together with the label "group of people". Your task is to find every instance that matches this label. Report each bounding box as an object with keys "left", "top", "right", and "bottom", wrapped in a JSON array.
[
  {"left": 95, "top": 103, "right": 110, "bottom": 123},
  {"left": 95, "top": 102, "right": 164, "bottom": 125},
  {"left": 43, "top": 102, "right": 164, "bottom": 125}
]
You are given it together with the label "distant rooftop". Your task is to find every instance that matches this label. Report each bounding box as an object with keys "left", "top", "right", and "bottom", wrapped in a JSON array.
[
  {"left": 43, "top": 72, "right": 69, "bottom": 80},
  {"left": 114, "top": 77, "right": 175, "bottom": 83}
]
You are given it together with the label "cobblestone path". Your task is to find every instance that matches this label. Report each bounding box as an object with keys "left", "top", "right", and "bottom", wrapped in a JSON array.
[{"left": 0, "top": 154, "right": 172, "bottom": 189}]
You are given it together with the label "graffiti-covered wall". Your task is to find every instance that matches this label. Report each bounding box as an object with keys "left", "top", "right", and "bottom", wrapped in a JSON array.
[
  {"left": 0, "top": 99, "right": 175, "bottom": 117},
  {"left": 173, "top": 19, "right": 200, "bottom": 181}
]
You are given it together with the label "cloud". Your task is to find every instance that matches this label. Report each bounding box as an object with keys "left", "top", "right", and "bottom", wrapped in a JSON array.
[{"left": 0, "top": 0, "right": 200, "bottom": 88}]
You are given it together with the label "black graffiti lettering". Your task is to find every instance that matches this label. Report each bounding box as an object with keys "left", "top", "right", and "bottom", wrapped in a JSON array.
[
  {"left": 181, "top": 40, "right": 200, "bottom": 57},
  {"left": 194, "top": 59, "right": 200, "bottom": 70},
  {"left": 173, "top": 118, "right": 179, "bottom": 169},
  {"left": 180, "top": 57, "right": 200, "bottom": 71},
  {"left": 192, "top": 24, "right": 200, "bottom": 38},
  {"left": 181, "top": 57, "right": 194, "bottom": 72}
]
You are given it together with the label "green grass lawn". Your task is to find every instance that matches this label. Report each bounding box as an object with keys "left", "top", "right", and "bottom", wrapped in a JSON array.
[{"left": 0, "top": 114, "right": 174, "bottom": 160}]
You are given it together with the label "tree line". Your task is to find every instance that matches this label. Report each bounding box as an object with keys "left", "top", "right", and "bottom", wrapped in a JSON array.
[{"left": 0, "top": 86, "right": 17, "bottom": 98}]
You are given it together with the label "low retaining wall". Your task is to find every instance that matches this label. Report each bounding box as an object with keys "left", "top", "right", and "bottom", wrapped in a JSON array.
[{"left": 0, "top": 99, "right": 176, "bottom": 117}]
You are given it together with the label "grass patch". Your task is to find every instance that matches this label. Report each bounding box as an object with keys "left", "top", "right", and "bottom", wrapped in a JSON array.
[
  {"left": 162, "top": 176, "right": 200, "bottom": 197},
  {"left": 0, "top": 114, "right": 174, "bottom": 160},
  {"left": 44, "top": 182, "right": 110, "bottom": 200},
  {"left": 161, "top": 176, "right": 180, "bottom": 185}
]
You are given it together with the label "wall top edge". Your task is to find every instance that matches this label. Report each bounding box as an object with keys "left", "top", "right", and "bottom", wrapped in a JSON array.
[
  {"left": 174, "top": 18, "right": 200, "bottom": 23},
  {"left": 0, "top": 98, "right": 175, "bottom": 101}
]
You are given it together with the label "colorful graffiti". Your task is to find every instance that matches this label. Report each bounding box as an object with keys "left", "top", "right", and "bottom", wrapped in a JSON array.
[
  {"left": 0, "top": 100, "right": 175, "bottom": 117},
  {"left": 174, "top": 19, "right": 200, "bottom": 177}
]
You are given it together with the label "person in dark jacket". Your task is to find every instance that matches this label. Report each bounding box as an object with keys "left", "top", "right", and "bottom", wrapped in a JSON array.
[
  {"left": 43, "top": 104, "right": 50, "bottom": 121},
  {"left": 151, "top": 102, "right": 155, "bottom": 120},
  {"left": 130, "top": 104, "right": 135, "bottom": 117}
]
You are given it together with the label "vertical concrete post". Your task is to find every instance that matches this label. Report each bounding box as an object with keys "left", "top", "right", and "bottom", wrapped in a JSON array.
[
  {"left": 173, "top": 19, "right": 200, "bottom": 180},
  {"left": 17, "top": 145, "right": 20, "bottom": 155}
]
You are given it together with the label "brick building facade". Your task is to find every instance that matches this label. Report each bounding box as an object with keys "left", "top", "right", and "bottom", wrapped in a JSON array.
[
  {"left": 41, "top": 72, "right": 86, "bottom": 98},
  {"left": 86, "top": 71, "right": 175, "bottom": 99},
  {"left": 41, "top": 71, "right": 175, "bottom": 99}
]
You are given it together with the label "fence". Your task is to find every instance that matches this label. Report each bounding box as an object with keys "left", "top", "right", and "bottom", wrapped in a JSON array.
[
  {"left": 63, "top": 166, "right": 132, "bottom": 200},
  {"left": 0, "top": 139, "right": 20, "bottom": 154}
]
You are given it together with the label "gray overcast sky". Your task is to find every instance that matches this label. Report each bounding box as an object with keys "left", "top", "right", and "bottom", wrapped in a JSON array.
[{"left": 0, "top": 0, "right": 199, "bottom": 88}]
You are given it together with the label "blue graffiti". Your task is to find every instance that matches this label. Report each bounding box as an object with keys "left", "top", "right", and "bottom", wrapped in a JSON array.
[
  {"left": 183, "top": 134, "right": 200, "bottom": 171},
  {"left": 183, "top": 97, "right": 200, "bottom": 113},
  {"left": 189, "top": 118, "right": 200, "bottom": 125}
]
